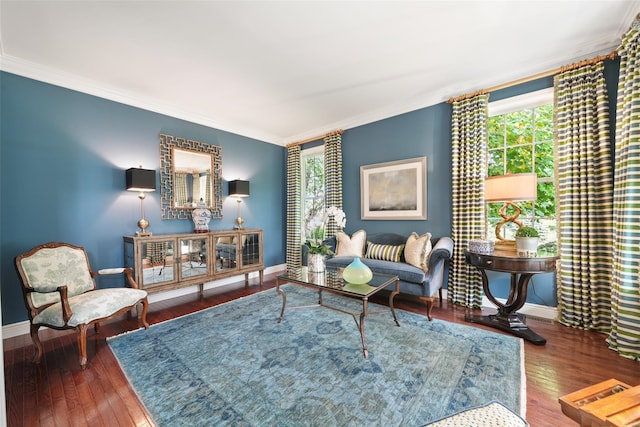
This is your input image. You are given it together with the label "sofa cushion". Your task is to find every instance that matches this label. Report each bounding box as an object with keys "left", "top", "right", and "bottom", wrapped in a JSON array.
[
  {"left": 335, "top": 230, "right": 366, "bottom": 257},
  {"left": 365, "top": 242, "right": 404, "bottom": 262},
  {"left": 327, "top": 256, "right": 426, "bottom": 284},
  {"left": 405, "top": 232, "right": 432, "bottom": 271}
]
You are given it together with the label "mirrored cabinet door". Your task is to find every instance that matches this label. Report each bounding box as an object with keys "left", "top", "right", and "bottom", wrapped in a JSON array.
[
  {"left": 141, "top": 240, "right": 175, "bottom": 286},
  {"left": 241, "top": 232, "right": 262, "bottom": 268},
  {"left": 179, "top": 237, "right": 209, "bottom": 279},
  {"left": 214, "top": 234, "right": 238, "bottom": 273}
]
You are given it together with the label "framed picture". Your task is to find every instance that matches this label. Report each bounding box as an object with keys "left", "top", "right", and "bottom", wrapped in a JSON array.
[{"left": 360, "top": 156, "right": 427, "bottom": 220}]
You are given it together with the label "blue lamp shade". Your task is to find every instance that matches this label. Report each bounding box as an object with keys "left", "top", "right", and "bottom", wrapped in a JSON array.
[
  {"left": 126, "top": 168, "right": 156, "bottom": 192},
  {"left": 229, "top": 180, "right": 250, "bottom": 197}
]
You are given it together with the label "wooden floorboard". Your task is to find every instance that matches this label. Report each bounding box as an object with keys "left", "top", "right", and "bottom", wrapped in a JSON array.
[{"left": 4, "top": 273, "right": 639, "bottom": 427}]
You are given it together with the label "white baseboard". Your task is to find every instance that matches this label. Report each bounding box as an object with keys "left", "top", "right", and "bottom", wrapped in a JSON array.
[
  {"left": 482, "top": 295, "right": 557, "bottom": 321},
  {"left": 4, "top": 267, "right": 558, "bottom": 339},
  {"left": 3, "top": 264, "right": 287, "bottom": 339}
]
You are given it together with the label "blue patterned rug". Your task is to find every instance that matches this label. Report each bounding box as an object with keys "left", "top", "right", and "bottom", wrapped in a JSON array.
[{"left": 108, "top": 285, "right": 525, "bottom": 426}]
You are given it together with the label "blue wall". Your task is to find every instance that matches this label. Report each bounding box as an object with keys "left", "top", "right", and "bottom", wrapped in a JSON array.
[
  {"left": 5, "top": 59, "right": 620, "bottom": 325},
  {"left": 1, "top": 72, "right": 285, "bottom": 325}
]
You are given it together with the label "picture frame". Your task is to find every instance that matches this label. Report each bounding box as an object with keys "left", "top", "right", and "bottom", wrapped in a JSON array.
[{"left": 360, "top": 156, "right": 427, "bottom": 220}]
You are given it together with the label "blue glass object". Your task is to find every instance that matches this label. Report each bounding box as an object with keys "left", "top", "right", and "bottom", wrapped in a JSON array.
[{"left": 342, "top": 257, "right": 373, "bottom": 284}]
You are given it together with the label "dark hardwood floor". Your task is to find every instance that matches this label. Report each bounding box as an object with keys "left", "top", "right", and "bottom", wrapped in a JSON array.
[{"left": 4, "top": 273, "right": 639, "bottom": 427}]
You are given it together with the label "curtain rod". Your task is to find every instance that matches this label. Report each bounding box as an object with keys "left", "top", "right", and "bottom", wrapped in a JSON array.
[
  {"left": 447, "top": 50, "right": 618, "bottom": 104},
  {"left": 286, "top": 130, "right": 344, "bottom": 148}
]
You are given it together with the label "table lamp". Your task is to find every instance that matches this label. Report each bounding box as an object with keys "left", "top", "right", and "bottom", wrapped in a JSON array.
[
  {"left": 229, "top": 179, "right": 250, "bottom": 229},
  {"left": 485, "top": 173, "right": 537, "bottom": 248},
  {"left": 126, "top": 167, "right": 156, "bottom": 236}
]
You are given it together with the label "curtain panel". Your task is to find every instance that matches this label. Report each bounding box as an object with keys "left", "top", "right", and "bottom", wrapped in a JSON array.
[
  {"left": 324, "top": 132, "right": 343, "bottom": 237},
  {"left": 610, "top": 15, "right": 640, "bottom": 360},
  {"left": 286, "top": 146, "right": 302, "bottom": 268},
  {"left": 448, "top": 94, "right": 489, "bottom": 308},
  {"left": 554, "top": 62, "right": 614, "bottom": 332}
]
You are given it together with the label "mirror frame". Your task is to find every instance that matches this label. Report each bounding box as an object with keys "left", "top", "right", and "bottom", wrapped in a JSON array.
[{"left": 159, "top": 133, "right": 223, "bottom": 220}]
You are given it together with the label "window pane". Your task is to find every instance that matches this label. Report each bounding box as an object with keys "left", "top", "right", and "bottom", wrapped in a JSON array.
[
  {"left": 535, "top": 142, "right": 554, "bottom": 178},
  {"left": 506, "top": 146, "right": 533, "bottom": 173},
  {"left": 534, "top": 105, "right": 554, "bottom": 142},
  {"left": 488, "top": 116, "right": 504, "bottom": 149},
  {"left": 535, "top": 182, "right": 556, "bottom": 217},
  {"left": 301, "top": 150, "right": 325, "bottom": 242},
  {"left": 487, "top": 149, "right": 504, "bottom": 176},
  {"left": 505, "top": 110, "right": 533, "bottom": 146}
]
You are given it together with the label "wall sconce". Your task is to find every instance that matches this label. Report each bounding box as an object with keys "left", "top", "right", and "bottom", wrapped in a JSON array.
[
  {"left": 228, "top": 179, "right": 250, "bottom": 229},
  {"left": 485, "top": 173, "right": 537, "bottom": 247},
  {"left": 126, "top": 167, "right": 156, "bottom": 236}
]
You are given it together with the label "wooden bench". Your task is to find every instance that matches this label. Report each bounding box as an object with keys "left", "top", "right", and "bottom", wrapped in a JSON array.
[{"left": 559, "top": 378, "right": 640, "bottom": 426}]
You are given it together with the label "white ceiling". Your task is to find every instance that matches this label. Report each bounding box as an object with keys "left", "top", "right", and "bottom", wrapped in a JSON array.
[{"left": 1, "top": 1, "right": 639, "bottom": 146}]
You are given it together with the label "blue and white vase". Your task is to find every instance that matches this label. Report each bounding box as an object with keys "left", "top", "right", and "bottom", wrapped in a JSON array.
[{"left": 192, "top": 198, "right": 212, "bottom": 233}]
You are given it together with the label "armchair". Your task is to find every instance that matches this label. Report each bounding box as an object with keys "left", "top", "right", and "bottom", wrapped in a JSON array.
[{"left": 15, "top": 242, "right": 149, "bottom": 369}]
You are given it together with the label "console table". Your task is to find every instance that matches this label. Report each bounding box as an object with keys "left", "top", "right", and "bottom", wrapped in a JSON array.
[
  {"left": 124, "top": 229, "right": 263, "bottom": 294},
  {"left": 464, "top": 249, "right": 558, "bottom": 345}
]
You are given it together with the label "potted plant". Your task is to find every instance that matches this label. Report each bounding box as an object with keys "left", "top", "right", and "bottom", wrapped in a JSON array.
[
  {"left": 515, "top": 226, "right": 540, "bottom": 256},
  {"left": 303, "top": 206, "right": 346, "bottom": 272}
]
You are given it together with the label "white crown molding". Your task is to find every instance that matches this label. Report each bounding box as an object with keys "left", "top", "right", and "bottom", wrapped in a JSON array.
[{"left": 0, "top": 54, "right": 281, "bottom": 145}]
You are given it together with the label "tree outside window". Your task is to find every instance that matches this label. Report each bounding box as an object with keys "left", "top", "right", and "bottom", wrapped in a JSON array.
[
  {"left": 301, "top": 147, "right": 325, "bottom": 242},
  {"left": 487, "top": 97, "right": 557, "bottom": 252}
]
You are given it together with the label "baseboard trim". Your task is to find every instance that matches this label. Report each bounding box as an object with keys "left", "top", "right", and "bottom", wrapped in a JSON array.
[
  {"left": 3, "top": 264, "right": 288, "bottom": 339},
  {"left": 4, "top": 268, "right": 558, "bottom": 339},
  {"left": 482, "top": 295, "right": 558, "bottom": 321}
]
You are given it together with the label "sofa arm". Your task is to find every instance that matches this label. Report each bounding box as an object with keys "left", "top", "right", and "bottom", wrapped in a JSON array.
[{"left": 427, "top": 237, "right": 453, "bottom": 272}]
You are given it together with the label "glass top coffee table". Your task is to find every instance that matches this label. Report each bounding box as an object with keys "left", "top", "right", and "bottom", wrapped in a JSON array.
[{"left": 276, "top": 266, "right": 400, "bottom": 359}]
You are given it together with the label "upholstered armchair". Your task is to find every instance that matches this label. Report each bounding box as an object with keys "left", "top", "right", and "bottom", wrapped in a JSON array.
[{"left": 15, "top": 242, "right": 149, "bottom": 369}]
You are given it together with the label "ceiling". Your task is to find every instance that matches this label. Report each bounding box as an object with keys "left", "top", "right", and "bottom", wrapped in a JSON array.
[{"left": 1, "top": 1, "right": 639, "bottom": 146}]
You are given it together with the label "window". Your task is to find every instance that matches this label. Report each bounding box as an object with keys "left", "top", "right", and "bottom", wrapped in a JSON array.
[
  {"left": 487, "top": 88, "right": 556, "bottom": 250},
  {"left": 301, "top": 146, "right": 325, "bottom": 243}
]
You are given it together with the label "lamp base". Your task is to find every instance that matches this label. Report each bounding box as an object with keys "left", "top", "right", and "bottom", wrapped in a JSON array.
[
  {"left": 234, "top": 216, "right": 245, "bottom": 230},
  {"left": 136, "top": 231, "right": 153, "bottom": 237},
  {"left": 494, "top": 239, "right": 516, "bottom": 255}
]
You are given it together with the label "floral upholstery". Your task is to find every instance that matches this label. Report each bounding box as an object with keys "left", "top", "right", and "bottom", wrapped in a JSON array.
[
  {"left": 33, "top": 288, "right": 148, "bottom": 327},
  {"left": 15, "top": 242, "right": 149, "bottom": 369},
  {"left": 19, "top": 246, "right": 95, "bottom": 308}
]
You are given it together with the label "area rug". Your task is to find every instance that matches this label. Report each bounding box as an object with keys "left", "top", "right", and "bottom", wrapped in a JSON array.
[{"left": 108, "top": 285, "right": 525, "bottom": 426}]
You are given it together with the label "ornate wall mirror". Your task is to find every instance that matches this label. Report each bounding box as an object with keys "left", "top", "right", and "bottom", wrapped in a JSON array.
[{"left": 159, "top": 133, "right": 223, "bottom": 220}]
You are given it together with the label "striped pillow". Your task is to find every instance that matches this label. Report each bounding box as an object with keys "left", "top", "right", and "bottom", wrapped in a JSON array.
[{"left": 365, "top": 242, "right": 405, "bottom": 262}]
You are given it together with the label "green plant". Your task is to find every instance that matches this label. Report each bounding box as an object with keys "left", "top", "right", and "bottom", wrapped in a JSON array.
[
  {"left": 515, "top": 226, "right": 539, "bottom": 238},
  {"left": 304, "top": 240, "right": 334, "bottom": 255}
]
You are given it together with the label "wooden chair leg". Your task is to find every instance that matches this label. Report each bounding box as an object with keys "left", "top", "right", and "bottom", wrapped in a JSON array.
[
  {"left": 138, "top": 298, "right": 150, "bottom": 329},
  {"left": 419, "top": 296, "right": 435, "bottom": 321},
  {"left": 77, "top": 324, "right": 89, "bottom": 370},
  {"left": 30, "top": 324, "right": 44, "bottom": 364}
]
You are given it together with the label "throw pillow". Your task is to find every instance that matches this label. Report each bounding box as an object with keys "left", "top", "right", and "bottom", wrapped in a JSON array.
[
  {"left": 404, "top": 232, "right": 432, "bottom": 271},
  {"left": 365, "top": 242, "right": 405, "bottom": 263},
  {"left": 335, "top": 230, "right": 367, "bottom": 257}
]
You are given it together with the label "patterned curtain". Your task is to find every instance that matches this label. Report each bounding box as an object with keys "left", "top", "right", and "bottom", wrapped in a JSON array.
[
  {"left": 174, "top": 173, "right": 188, "bottom": 207},
  {"left": 324, "top": 132, "right": 343, "bottom": 238},
  {"left": 286, "top": 146, "right": 302, "bottom": 267},
  {"left": 448, "top": 94, "right": 488, "bottom": 308},
  {"left": 609, "top": 15, "right": 640, "bottom": 359},
  {"left": 554, "top": 62, "right": 613, "bottom": 332}
]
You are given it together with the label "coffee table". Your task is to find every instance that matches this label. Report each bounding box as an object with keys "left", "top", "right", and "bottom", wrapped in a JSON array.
[{"left": 276, "top": 267, "right": 400, "bottom": 359}]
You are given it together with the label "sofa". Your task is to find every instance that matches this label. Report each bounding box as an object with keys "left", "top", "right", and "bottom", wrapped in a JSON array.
[{"left": 323, "top": 231, "right": 454, "bottom": 320}]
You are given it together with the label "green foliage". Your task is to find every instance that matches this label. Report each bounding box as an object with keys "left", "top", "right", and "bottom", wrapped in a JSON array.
[
  {"left": 487, "top": 103, "right": 556, "bottom": 242},
  {"left": 304, "top": 240, "right": 333, "bottom": 255},
  {"left": 515, "top": 226, "right": 539, "bottom": 238}
]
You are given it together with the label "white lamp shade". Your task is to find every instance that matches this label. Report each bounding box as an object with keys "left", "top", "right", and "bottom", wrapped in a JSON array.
[{"left": 485, "top": 173, "right": 537, "bottom": 202}]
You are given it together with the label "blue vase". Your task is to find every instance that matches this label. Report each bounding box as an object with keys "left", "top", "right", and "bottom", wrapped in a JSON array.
[{"left": 342, "top": 257, "right": 373, "bottom": 284}]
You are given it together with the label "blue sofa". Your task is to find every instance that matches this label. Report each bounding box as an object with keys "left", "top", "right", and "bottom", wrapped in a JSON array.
[{"left": 324, "top": 232, "right": 454, "bottom": 320}]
